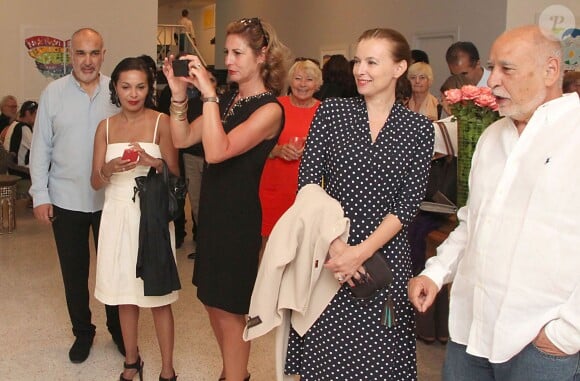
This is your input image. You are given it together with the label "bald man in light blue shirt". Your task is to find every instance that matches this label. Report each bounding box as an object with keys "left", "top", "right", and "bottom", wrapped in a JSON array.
[{"left": 29, "top": 28, "right": 123, "bottom": 364}]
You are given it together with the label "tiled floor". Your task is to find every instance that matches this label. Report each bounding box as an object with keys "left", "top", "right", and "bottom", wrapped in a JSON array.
[{"left": 0, "top": 200, "right": 446, "bottom": 380}]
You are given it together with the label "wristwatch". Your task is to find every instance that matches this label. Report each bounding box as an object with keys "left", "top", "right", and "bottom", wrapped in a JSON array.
[{"left": 201, "top": 96, "right": 219, "bottom": 103}]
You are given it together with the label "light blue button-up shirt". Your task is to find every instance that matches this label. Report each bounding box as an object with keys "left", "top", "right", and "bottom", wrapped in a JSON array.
[{"left": 29, "top": 73, "right": 119, "bottom": 212}]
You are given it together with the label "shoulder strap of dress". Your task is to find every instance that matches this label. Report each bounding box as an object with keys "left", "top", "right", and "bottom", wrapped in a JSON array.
[
  {"left": 153, "top": 113, "right": 162, "bottom": 143},
  {"left": 106, "top": 118, "right": 110, "bottom": 144}
]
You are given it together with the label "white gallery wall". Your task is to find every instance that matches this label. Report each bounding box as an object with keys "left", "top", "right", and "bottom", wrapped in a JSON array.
[
  {"left": 0, "top": 0, "right": 158, "bottom": 102},
  {"left": 1, "top": 0, "right": 577, "bottom": 104},
  {"left": 214, "top": 0, "right": 508, "bottom": 90},
  {"left": 506, "top": 0, "right": 579, "bottom": 30}
]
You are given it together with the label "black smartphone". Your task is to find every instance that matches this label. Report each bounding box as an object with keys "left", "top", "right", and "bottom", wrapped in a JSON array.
[{"left": 172, "top": 59, "right": 191, "bottom": 77}]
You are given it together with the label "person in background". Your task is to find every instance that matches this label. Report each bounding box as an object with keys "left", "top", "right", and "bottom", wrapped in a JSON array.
[
  {"left": 137, "top": 54, "right": 159, "bottom": 105},
  {"left": 395, "top": 76, "right": 412, "bottom": 107},
  {"left": 0, "top": 95, "right": 18, "bottom": 133},
  {"left": 411, "top": 49, "right": 430, "bottom": 64},
  {"left": 163, "top": 17, "right": 289, "bottom": 381},
  {"left": 1, "top": 100, "right": 38, "bottom": 172},
  {"left": 181, "top": 72, "right": 217, "bottom": 260},
  {"left": 284, "top": 27, "right": 433, "bottom": 380},
  {"left": 259, "top": 59, "right": 322, "bottom": 245},
  {"left": 177, "top": 9, "right": 196, "bottom": 53},
  {"left": 314, "top": 54, "right": 357, "bottom": 100},
  {"left": 409, "top": 25, "right": 580, "bottom": 381},
  {"left": 563, "top": 70, "right": 580, "bottom": 96},
  {"left": 92, "top": 57, "right": 179, "bottom": 381},
  {"left": 158, "top": 71, "right": 218, "bottom": 260},
  {"left": 445, "top": 41, "right": 490, "bottom": 87},
  {"left": 407, "top": 73, "right": 471, "bottom": 347},
  {"left": 408, "top": 62, "right": 439, "bottom": 121},
  {"left": 140, "top": 54, "right": 187, "bottom": 249},
  {"left": 29, "top": 27, "right": 124, "bottom": 364}
]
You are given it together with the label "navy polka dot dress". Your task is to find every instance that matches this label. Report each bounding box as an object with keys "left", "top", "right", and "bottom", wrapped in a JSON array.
[{"left": 284, "top": 97, "right": 434, "bottom": 380}]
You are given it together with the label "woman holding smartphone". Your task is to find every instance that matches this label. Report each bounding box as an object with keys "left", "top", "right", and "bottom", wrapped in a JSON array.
[
  {"left": 91, "top": 57, "right": 179, "bottom": 381},
  {"left": 163, "top": 17, "right": 289, "bottom": 381}
]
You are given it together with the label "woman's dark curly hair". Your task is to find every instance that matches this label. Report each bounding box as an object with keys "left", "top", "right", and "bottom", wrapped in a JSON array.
[{"left": 109, "top": 57, "right": 156, "bottom": 109}]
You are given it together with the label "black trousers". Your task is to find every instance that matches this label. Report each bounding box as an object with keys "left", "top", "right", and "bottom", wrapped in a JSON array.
[{"left": 51, "top": 206, "right": 121, "bottom": 339}]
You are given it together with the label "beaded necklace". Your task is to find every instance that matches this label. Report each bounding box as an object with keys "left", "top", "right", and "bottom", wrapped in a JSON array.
[{"left": 222, "top": 90, "right": 272, "bottom": 123}]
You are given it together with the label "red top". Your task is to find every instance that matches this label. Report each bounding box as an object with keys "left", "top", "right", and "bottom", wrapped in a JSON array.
[{"left": 259, "top": 96, "right": 320, "bottom": 236}]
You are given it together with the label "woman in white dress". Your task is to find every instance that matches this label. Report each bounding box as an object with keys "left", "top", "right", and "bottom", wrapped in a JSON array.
[{"left": 91, "top": 57, "right": 179, "bottom": 381}]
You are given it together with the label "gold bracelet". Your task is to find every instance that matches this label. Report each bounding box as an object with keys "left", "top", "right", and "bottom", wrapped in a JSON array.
[
  {"left": 171, "top": 113, "right": 187, "bottom": 122},
  {"left": 170, "top": 101, "right": 188, "bottom": 112},
  {"left": 170, "top": 101, "right": 188, "bottom": 121},
  {"left": 171, "top": 97, "right": 187, "bottom": 105}
]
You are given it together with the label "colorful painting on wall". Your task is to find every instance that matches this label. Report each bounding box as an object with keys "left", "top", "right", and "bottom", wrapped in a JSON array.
[
  {"left": 25, "top": 35, "right": 72, "bottom": 79},
  {"left": 562, "top": 28, "right": 580, "bottom": 71}
]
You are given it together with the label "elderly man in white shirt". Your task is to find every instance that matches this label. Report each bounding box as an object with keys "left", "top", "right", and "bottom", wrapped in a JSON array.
[{"left": 409, "top": 25, "right": 580, "bottom": 381}]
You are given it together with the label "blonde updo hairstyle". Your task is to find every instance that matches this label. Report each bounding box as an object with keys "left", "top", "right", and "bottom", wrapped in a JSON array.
[
  {"left": 226, "top": 18, "right": 291, "bottom": 96},
  {"left": 288, "top": 59, "right": 323, "bottom": 91}
]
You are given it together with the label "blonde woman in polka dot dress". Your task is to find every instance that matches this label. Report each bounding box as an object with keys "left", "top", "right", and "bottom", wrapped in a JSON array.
[{"left": 284, "top": 28, "right": 434, "bottom": 380}]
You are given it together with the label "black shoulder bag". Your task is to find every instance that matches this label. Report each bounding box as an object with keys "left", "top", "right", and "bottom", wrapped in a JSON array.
[
  {"left": 133, "top": 160, "right": 187, "bottom": 222},
  {"left": 425, "top": 121, "right": 457, "bottom": 204}
]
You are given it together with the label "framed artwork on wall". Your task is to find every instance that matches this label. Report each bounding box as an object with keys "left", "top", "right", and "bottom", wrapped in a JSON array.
[{"left": 203, "top": 5, "right": 215, "bottom": 30}]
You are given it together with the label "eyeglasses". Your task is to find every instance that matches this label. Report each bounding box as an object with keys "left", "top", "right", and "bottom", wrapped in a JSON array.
[
  {"left": 239, "top": 17, "right": 269, "bottom": 47},
  {"left": 409, "top": 75, "right": 429, "bottom": 82}
]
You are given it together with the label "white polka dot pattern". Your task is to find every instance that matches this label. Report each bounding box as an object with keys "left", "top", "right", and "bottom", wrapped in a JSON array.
[{"left": 285, "top": 97, "right": 434, "bottom": 380}]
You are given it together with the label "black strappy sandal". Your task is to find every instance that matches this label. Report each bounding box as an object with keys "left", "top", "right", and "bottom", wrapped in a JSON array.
[
  {"left": 159, "top": 370, "right": 177, "bottom": 381},
  {"left": 119, "top": 356, "right": 144, "bottom": 381}
]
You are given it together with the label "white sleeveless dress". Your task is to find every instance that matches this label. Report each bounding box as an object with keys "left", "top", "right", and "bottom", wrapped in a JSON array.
[{"left": 95, "top": 113, "right": 178, "bottom": 307}]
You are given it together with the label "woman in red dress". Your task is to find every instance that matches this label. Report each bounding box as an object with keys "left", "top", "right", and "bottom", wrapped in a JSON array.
[{"left": 259, "top": 59, "right": 322, "bottom": 239}]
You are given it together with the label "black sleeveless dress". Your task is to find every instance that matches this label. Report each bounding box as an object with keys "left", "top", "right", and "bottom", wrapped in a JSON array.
[{"left": 193, "top": 91, "right": 283, "bottom": 314}]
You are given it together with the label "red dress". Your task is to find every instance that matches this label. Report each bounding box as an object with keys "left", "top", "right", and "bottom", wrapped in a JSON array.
[{"left": 259, "top": 96, "right": 320, "bottom": 236}]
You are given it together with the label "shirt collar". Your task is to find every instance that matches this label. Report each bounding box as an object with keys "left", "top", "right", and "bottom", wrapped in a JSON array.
[
  {"left": 69, "top": 72, "right": 103, "bottom": 96},
  {"left": 531, "top": 93, "right": 577, "bottom": 129}
]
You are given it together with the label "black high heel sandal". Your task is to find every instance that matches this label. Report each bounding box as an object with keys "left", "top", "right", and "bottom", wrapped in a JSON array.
[
  {"left": 119, "top": 356, "right": 144, "bottom": 381},
  {"left": 159, "top": 370, "right": 177, "bottom": 381}
]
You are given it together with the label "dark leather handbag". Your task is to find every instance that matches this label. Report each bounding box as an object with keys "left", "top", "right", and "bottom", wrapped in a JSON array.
[
  {"left": 133, "top": 160, "right": 187, "bottom": 222},
  {"left": 349, "top": 251, "right": 394, "bottom": 299},
  {"left": 425, "top": 121, "right": 457, "bottom": 204}
]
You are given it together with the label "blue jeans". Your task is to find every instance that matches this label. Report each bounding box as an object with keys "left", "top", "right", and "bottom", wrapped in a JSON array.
[{"left": 443, "top": 340, "right": 579, "bottom": 381}]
